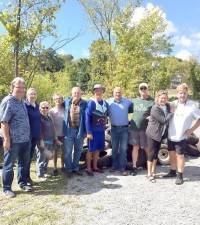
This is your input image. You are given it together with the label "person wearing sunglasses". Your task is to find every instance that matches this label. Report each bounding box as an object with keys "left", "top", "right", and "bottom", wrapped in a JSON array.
[
  {"left": 129, "top": 83, "right": 154, "bottom": 176},
  {"left": 36, "top": 101, "right": 61, "bottom": 179},
  {"left": 0, "top": 77, "right": 32, "bottom": 198},
  {"left": 146, "top": 90, "right": 173, "bottom": 182}
]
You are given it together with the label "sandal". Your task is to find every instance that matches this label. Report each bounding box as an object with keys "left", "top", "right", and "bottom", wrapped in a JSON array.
[
  {"left": 147, "top": 175, "right": 156, "bottom": 183},
  {"left": 93, "top": 168, "right": 104, "bottom": 173}
]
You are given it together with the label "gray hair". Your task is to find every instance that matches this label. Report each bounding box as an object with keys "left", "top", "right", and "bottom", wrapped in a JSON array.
[{"left": 10, "top": 77, "right": 25, "bottom": 91}]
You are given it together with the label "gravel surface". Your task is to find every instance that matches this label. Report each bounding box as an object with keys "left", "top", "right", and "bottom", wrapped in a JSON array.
[{"left": 60, "top": 156, "right": 200, "bottom": 225}]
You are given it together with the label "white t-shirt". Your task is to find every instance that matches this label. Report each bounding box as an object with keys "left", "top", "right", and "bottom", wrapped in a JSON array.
[{"left": 168, "top": 100, "right": 200, "bottom": 142}]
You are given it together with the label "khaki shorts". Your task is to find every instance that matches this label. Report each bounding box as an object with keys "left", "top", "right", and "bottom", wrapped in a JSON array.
[{"left": 128, "top": 129, "right": 147, "bottom": 149}]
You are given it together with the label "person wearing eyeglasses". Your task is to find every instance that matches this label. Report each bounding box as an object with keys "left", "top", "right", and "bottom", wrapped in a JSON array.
[
  {"left": 129, "top": 83, "right": 154, "bottom": 176},
  {"left": 49, "top": 94, "right": 65, "bottom": 176},
  {"left": 164, "top": 83, "right": 200, "bottom": 185},
  {"left": 36, "top": 101, "right": 61, "bottom": 180},
  {"left": 0, "top": 77, "right": 32, "bottom": 198},
  {"left": 25, "top": 87, "right": 41, "bottom": 186},
  {"left": 146, "top": 90, "right": 174, "bottom": 182}
]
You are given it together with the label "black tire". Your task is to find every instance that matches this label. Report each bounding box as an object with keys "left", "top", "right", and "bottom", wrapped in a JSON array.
[
  {"left": 158, "top": 144, "right": 170, "bottom": 165},
  {"left": 186, "top": 134, "right": 199, "bottom": 146},
  {"left": 97, "top": 155, "right": 112, "bottom": 168},
  {"left": 185, "top": 144, "right": 200, "bottom": 157}
]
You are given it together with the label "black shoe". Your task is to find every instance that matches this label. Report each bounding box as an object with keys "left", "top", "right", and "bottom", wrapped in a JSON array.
[
  {"left": 27, "top": 177, "right": 33, "bottom": 186},
  {"left": 53, "top": 169, "right": 58, "bottom": 176},
  {"left": 163, "top": 170, "right": 176, "bottom": 178},
  {"left": 20, "top": 185, "right": 33, "bottom": 192},
  {"left": 73, "top": 171, "right": 83, "bottom": 176},
  {"left": 175, "top": 173, "right": 184, "bottom": 185},
  {"left": 130, "top": 167, "right": 138, "bottom": 176},
  {"left": 3, "top": 190, "right": 16, "bottom": 198}
]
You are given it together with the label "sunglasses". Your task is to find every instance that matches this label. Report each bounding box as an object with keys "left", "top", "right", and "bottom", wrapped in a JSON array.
[
  {"left": 41, "top": 107, "right": 49, "bottom": 109},
  {"left": 140, "top": 87, "right": 147, "bottom": 90}
]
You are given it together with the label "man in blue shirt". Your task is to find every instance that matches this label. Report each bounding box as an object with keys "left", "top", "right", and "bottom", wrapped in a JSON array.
[
  {"left": 0, "top": 77, "right": 32, "bottom": 198},
  {"left": 107, "top": 87, "right": 133, "bottom": 175}
]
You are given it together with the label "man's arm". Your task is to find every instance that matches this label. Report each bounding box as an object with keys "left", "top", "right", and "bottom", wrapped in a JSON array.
[
  {"left": 185, "top": 119, "right": 200, "bottom": 136},
  {"left": 1, "top": 122, "right": 10, "bottom": 150}
]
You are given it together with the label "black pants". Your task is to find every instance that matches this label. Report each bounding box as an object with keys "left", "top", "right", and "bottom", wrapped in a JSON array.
[{"left": 147, "top": 137, "right": 161, "bottom": 162}]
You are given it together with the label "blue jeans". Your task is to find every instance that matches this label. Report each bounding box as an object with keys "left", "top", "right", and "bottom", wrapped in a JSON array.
[
  {"left": 64, "top": 128, "right": 84, "bottom": 172},
  {"left": 36, "top": 143, "right": 53, "bottom": 177},
  {"left": 111, "top": 126, "right": 128, "bottom": 171},
  {"left": 2, "top": 141, "right": 31, "bottom": 191},
  {"left": 27, "top": 138, "right": 38, "bottom": 179}
]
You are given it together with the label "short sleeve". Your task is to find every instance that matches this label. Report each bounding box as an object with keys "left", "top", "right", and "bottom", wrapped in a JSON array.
[
  {"left": 192, "top": 102, "right": 200, "bottom": 119},
  {"left": 0, "top": 100, "right": 13, "bottom": 123}
]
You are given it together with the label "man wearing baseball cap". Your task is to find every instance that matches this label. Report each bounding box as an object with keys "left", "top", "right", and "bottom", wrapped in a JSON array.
[{"left": 129, "top": 82, "right": 154, "bottom": 175}]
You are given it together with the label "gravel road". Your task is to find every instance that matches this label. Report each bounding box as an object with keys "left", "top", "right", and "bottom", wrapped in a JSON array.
[{"left": 60, "top": 156, "right": 200, "bottom": 225}]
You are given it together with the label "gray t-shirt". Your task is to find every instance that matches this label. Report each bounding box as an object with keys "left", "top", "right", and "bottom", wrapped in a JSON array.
[
  {"left": 49, "top": 107, "right": 64, "bottom": 137},
  {"left": 0, "top": 94, "right": 30, "bottom": 143}
]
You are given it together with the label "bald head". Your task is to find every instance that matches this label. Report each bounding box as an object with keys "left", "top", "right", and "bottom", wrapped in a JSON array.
[
  {"left": 71, "top": 87, "right": 81, "bottom": 101},
  {"left": 113, "top": 87, "right": 122, "bottom": 101}
]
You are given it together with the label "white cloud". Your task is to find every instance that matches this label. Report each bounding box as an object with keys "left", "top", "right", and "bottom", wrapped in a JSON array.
[
  {"left": 179, "top": 36, "right": 192, "bottom": 47},
  {"left": 130, "top": 2, "right": 177, "bottom": 35},
  {"left": 57, "top": 49, "right": 65, "bottom": 55},
  {"left": 175, "top": 49, "right": 193, "bottom": 61}
]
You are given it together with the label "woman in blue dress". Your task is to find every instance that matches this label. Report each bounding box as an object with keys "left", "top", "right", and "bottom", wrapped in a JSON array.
[{"left": 85, "top": 84, "right": 108, "bottom": 176}]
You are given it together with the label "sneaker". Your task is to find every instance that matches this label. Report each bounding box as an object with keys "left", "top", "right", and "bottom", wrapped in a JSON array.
[
  {"left": 44, "top": 173, "right": 51, "bottom": 178},
  {"left": 20, "top": 185, "right": 33, "bottom": 192},
  {"left": 120, "top": 171, "right": 129, "bottom": 176},
  {"left": 3, "top": 190, "right": 16, "bottom": 198},
  {"left": 37, "top": 176, "right": 47, "bottom": 181},
  {"left": 27, "top": 177, "right": 33, "bottom": 186},
  {"left": 163, "top": 170, "right": 176, "bottom": 178},
  {"left": 175, "top": 173, "right": 184, "bottom": 185},
  {"left": 53, "top": 169, "right": 58, "bottom": 176},
  {"left": 130, "top": 167, "right": 138, "bottom": 176},
  {"left": 73, "top": 171, "right": 83, "bottom": 176},
  {"left": 85, "top": 169, "right": 94, "bottom": 176}
]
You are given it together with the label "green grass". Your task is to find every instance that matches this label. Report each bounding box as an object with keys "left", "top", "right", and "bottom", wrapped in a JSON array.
[{"left": 0, "top": 153, "right": 81, "bottom": 225}]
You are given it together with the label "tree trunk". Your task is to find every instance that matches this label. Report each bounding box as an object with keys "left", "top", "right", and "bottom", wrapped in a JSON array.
[{"left": 14, "top": 0, "right": 21, "bottom": 77}]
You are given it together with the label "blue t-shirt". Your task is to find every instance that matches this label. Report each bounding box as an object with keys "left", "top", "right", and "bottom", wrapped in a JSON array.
[
  {"left": 25, "top": 100, "right": 41, "bottom": 139},
  {"left": 85, "top": 99, "right": 108, "bottom": 133},
  {"left": 107, "top": 97, "right": 133, "bottom": 126},
  {"left": 0, "top": 94, "right": 30, "bottom": 143}
]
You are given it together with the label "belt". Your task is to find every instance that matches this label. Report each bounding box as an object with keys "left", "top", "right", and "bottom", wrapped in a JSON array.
[{"left": 111, "top": 125, "right": 128, "bottom": 128}]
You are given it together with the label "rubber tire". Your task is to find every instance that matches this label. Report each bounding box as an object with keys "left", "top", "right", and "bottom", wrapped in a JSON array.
[
  {"left": 158, "top": 144, "right": 170, "bottom": 165},
  {"left": 186, "top": 134, "right": 199, "bottom": 146},
  {"left": 185, "top": 144, "right": 200, "bottom": 157}
]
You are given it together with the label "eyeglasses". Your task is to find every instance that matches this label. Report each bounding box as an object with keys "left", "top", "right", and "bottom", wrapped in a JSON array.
[
  {"left": 140, "top": 87, "right": 147, "bottom": 90},
  {"left": 14, "top": 86, "right": 26, "bottom": 89},
  {"left": 41, "top": 107, "right": 49, "bottom": 109}
]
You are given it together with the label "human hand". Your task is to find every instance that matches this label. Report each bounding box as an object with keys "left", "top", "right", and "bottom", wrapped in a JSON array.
[
  {"left": 3, "top": 138, "right": 10, "bottom": 151},
  {"left": 87, "top": 133, "right": 93, "bottom": 140}
]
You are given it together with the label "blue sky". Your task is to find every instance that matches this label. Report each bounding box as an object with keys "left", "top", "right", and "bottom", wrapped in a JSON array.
[
  {"left": 51, "top": 0, "right": 200, "bottom": 60},
  {"left": 1, "top": 0, "right": 200, "bottom": 61}
]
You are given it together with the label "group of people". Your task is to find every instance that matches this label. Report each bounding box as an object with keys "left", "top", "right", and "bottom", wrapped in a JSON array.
[{"left": 0, "top": 77, "right": 200, "bottom": 198}]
